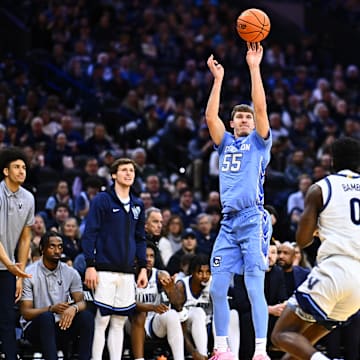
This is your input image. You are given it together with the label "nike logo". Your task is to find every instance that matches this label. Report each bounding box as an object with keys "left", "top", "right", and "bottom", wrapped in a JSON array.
[{"left": 112, "top": 208, "right": 120, "bottom": 213}]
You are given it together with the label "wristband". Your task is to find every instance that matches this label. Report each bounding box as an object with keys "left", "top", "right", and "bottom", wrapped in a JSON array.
[
  {"left": 72, "top": 304, "right": 79, "bottom": 313},
  {"left": 48, "top": 305, "right": 52, "bottom": 312}
]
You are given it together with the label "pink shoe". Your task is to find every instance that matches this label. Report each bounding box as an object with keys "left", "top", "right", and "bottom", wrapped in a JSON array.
[
  {"left": 209, "top": 350, "right": 235, "bottom": 360},
  {"left": 252, "top": 354, "right": 271, "bottom": 360}
]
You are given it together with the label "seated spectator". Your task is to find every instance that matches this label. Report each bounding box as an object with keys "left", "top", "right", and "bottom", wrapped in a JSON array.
[
  {"left": 166, "top": 228, "right": 200, "bottom": 276},
  {"left": 171, "top": 187, "right": 202, "bottom": 228},
  {"left": 145, "top": 174, "right": 172, "bottom": 210},
  {"left": 59, "top": 217, "right": 82, "bottom": 261},
  {"left": 45, "top": 132, "right": 76, "bottom": 173},
  {"left": 20, "top": 231, "right": 94, "bottom": 360},
  {"left": 47, "top": 202, "right": 71, "bottom": 232},
  {"left": 287, "top": 174, "right": 312, "bottom": 240},
  {"left": 74, "top": 176, "right": 103, "bottom": 234},
  {"left": 277, "top": 242, "right": 310, "bottom": 299},
  {"left": 158, "top": 214, "right": 184, "bottom": 267},
  {"left": 194, "top": 213, "right": 217, "bottom": 256},
  {"left": 139, "top": 191, "right": 154, "bottom": 210},
  {"left": 72, "top": 157, "right": 107, "bottom": 199},
  {"left": 145, "top": 207, "right": 165, "bottom": 269},
  {"left": 30, "top": 214, "right": 47, "bottom": 251},
  {"left": 44, "top": 180, "right": 74, "bottom": 222}
]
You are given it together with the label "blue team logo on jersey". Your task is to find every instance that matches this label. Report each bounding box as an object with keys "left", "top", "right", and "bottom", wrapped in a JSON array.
[
  {"left": 131, "top": 206, "right": 141, "bottom": 219},
  {"left": 213, "top": 256, "right": 221, "bottom": 267},
  {"left": 224, "top": 145, "right": 238, "bottom": 153}
]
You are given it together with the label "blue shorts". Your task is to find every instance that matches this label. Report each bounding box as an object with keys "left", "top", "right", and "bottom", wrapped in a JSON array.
[{"left": 210, "top": 206, "right": 272, "bottom": 275}]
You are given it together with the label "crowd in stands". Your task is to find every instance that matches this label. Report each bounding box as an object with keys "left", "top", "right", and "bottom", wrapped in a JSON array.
[{"left": 1, "top": 0, "right": 360, "bottom": 358}]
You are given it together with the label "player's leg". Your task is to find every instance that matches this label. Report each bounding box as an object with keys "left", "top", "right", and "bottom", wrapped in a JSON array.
[
  {"left": 243, "top": 208, "right": 272, "bottom": 359},
  {"left": 92, "top": 310, "right": 111, "bottom": 360},
  {"left": 271, "top": 307, "right": 330, "bottom": 360},
  {"left": 187, "top": 307, "right": 209, "bottom": 356},
  {"left": 107, "top": 315, "right": 127, "bottom": 360},
  {"left": 152, "top": 311, "right": 185, "bottom": 360},
  {"left": 210, "top": 218, "right": 240, "bottom": 355},
  {"left": 130, "top": 311, "right": 146, "bottom": 360}
]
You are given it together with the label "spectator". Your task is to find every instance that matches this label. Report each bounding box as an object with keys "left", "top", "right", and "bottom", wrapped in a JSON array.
[
  {"left": 44, "top": 180, "right": 74, "bottom": 222},
  {"left": 59, "top": 217, "right": 82, "bottom": 261},
  {"left": 47, "top": 202, "right": 70, "bottom": 232},
  {"left": 171, "top": 187, "right": 202, "bottom": 228},
  {"left": 145, "top": 174, "right": 172, "bottom": 210},
  {"left": 144, "top": 207, "right": 165, "bottom": 270},
  {"left": 194, "top": 213, "right": 216, "bottom": 256},
  {"left": 277, "top": 242, "right": 310, "bottom": 299},
  {"left": 166, "top": 228, "right": 200, "bottom": 276},
  {"left": 158, "top": 214, "right": 184, "bottom": 267},
  {"left": 287, "top": 174, "right": 313, "bottom": 240}
]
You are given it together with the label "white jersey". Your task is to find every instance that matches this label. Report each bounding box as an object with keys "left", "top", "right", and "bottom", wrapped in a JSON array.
[
  {"left": 316, "top": 170, "right": 360, "bottom": 262},
  {"left": 136, "top": 268, "right": 161, "bottom": 318},
  {"left": 179, "top": 275, "right": 212, "bottom": 324}
]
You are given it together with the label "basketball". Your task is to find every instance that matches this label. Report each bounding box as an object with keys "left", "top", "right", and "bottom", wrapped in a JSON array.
[{"left": 236, "top": 8, "right": 271, "bottom": 43}]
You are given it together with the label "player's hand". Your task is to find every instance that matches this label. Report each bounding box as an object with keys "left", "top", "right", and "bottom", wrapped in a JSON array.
[
  {"left": 85, "top": 267, "right": 99, "bottom": 290},
  {"left": 158, "top": 271, "right": 171, "bottom": 287},
  {"left": 137, "top": 268, "right": 148, "bottom": 288},
  {"left": 58, "top": 305, "right": 76, "bottom": 330},
  {"left": 7, "top": 263, "right": 32, "bottom": 278},
  {"left": 15, "top": 277, "right": 23, "bottom": 303},
  {"left": 246, "top": 42, "right": 263, "bottom": 68},
  {"left": 207, "top": 54, "right": 224, "bottom": 81},
  {"left": 154, "top": 303, "right": 169, "bottom": 314},
  {"left": 268, "top": 303, "right": 286, "bottom": 317}
]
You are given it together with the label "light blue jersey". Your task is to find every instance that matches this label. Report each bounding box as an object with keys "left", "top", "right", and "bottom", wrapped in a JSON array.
[{"left": 217, "top": 130, "right": 272, "bottom": 213}]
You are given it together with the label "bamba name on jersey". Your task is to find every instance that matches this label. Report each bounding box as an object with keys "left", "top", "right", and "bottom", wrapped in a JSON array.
[{"left": 342, "top": 183, "right": 360, "bottom": 191}]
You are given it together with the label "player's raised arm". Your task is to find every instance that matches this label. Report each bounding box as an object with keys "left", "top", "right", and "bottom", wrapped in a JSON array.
[
  {"left": 205, "top": 54, "right": 226, "bottom": 146},
  {"left": 246, "top": 42, "right": 270, "bottom": 139}
]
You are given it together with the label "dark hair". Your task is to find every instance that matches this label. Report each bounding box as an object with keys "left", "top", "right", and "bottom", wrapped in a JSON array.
[
  {"left": 331, "top": 137, "right": 360, "bottom": 172},
  {"left": 146, "top": 240, "right": 158, "bottom": 254},
  {"left": 0, "top": 147, "right": 28, "bottom": 180},
  {"left": 189, "top": 254, "right": 210, "bottom": 274},
  {"left": 54, "top": 202, "right": 70, "bottom": 213},
  {"left": 39, "top": 231, "right": 62, "bottom": 254}
]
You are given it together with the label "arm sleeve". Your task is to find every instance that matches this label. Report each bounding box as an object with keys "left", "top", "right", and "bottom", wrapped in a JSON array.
[{"left": 81, "top": 195, "right": 103, "bottom": 267}]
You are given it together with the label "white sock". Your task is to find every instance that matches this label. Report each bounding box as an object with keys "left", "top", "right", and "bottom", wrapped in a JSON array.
[
  {"left": 310, "top": 352, "right": 330, "bottom": 360},
  {"left": 134, "top": 358, "right": 145, "bottom": 360},
  {"left": 107, "top": 315, "right": 127, "bottom": 360},
  {"left": 254, "top": 338, "right": 267, "bottom": 356},
  {"left": 214, "top": 336, "right": 229, "bottom": 352}
]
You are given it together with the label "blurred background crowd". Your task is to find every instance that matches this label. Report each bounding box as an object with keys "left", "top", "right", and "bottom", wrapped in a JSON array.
[{"left": 0, "top": 0, "right": 360, "bottom": 357}]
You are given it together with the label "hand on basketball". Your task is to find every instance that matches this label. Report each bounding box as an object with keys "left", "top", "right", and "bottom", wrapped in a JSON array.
[
  {"left": 246, "top": 42, "right": 263, "bottom": 68},
  {"left": 207, "top": 54, "right": 224, "bottom": 81}
]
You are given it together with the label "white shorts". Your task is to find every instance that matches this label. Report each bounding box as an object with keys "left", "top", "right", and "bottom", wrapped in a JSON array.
[
  {"left": 94, "top": 271, "right": 136, "bottom": 314},
  {"left": 296, "top": 255, "right": 360, "bottom": 322}
]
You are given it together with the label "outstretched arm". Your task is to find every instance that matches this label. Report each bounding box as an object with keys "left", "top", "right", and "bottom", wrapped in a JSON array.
[
  {"left": 205, "top": 54, "right": 226, "bottom": 146},
  {"left": 246, "top": 42, "right": 269, "bottom": 139}
]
